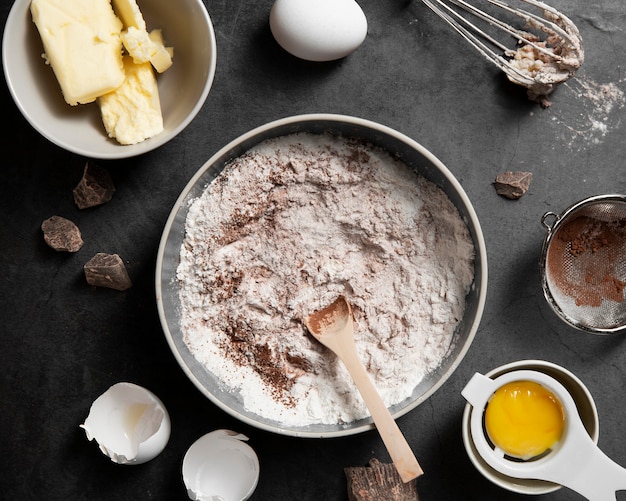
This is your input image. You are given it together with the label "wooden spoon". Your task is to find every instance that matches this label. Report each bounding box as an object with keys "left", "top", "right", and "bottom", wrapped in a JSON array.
[{"left": 305, "top": 295, "right": 424, "bottom": 483}]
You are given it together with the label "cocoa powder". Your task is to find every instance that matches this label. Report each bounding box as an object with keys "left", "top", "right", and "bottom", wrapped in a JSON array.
[{"left": 547, "top": 215, "right": 626, "bottom": 307}]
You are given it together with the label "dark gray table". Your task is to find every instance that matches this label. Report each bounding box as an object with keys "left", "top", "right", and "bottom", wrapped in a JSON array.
[{"left": 3, "top": 1, "right": 626, "bottom": 499}]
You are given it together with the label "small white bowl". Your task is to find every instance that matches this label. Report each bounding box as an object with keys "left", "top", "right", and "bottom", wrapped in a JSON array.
[
  {"left": 461, "top": 360, "right": 599, "bottom": 495},
  {"left": 2, "top": 0, "right": 216, "bottom": 159}
]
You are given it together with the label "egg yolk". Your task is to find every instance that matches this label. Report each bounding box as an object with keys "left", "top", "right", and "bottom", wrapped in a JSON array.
[{"left": 484, "top": 380, "right": 565, "bottom": 460}]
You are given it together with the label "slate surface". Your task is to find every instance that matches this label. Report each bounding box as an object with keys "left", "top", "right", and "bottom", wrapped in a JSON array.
[{"left": 2, "top": 1, "right": 626, "bottom": 499}]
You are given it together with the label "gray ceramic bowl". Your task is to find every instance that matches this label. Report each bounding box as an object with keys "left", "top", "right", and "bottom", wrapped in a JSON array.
[
  {"left": 156, "top": 114, "right": 488, "bottom": 437},
  {"left": 2, "top": 0, "right": 216, "bottom": 159}
]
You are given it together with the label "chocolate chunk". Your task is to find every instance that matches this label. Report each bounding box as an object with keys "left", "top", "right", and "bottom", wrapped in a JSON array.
[
  {"left": 73, "top": 161, "right": 116, "bottom": 209},
  {"left": 41, "top": 216, "right": 84, "bottom": 252},
  {"left": 493, "top": 171, "right": 533, "bottom": 199},
  {"left": 345, "top": 459, "right": 419, "bottom": 501},
  {"left": 84, "top": 253, "right": 132, "bottom": 291}
]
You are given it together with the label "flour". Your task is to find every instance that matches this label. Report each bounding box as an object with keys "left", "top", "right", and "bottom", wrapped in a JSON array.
[
  {"left": 176, "top": 133, "right": 475, "bottom": 426},
  {"left": 551, "top": 76, "right": 626, "bottom": 149}
]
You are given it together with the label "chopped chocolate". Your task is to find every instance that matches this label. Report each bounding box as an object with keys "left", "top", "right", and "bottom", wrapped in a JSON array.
[
  {"left": 345, "top": 459, "right": 419, "bottom": 501},
  {"left": 41, "top": 216, "right": 84, "bottom": 252},
  {"left": 73, "top": 161, "right": 116, "bottom": 209},
  {"left": 493, "top": 171, "right": 533, "bottom": 199},
  {"left": 84, "top": 253, "right": 132, "bottom": 291}
]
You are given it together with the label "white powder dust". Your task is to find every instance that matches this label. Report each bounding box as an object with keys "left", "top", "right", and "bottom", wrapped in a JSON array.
[
  {"left": 550, "top": 76, "right": 626, "bottom": 149},
  {"left": 176, "top": 133, "right": 475, "bottom": 426}
]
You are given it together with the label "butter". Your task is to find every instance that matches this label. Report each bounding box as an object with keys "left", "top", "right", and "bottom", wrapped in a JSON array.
[
  {"left": 98, "top": 56, "right": 163, "bottom": 145},
  {"left": 112, "top": 0, "right": 146, "bottom": 31},
  {"left": 121, "top": 28, "right": 173, "bottom": 73},
  {"left": 113, "top": 0, "right": 173, "bottom": 73},
  {"left": 30, "top": 0, "right": 125, "bottom": 106},
  {"left": 31, "top": 0, "right": 173, "bottom": 145},
  {"left": 148, "top": 29, "right": 174, "bottom": 73}
]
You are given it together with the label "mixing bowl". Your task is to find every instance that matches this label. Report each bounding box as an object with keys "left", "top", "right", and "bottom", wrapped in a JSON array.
[
  {"left": 2, "top": 0, "right": 216, "bottom": 159},
  {"left": 156, "top": 114, "right": 488, "bottom": 437}
]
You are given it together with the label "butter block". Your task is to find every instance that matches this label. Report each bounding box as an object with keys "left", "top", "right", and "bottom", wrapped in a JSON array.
[
  {"left": 121, "top": 27, "right": 173, "bottom": 73},
  {"left": 98, "top": 56, "right": 163, "bottom": 145},
  {"left": 30, "top": 0, "right": 125, "bottom": 106},
  {"left": 112, "top": 0, "right": 146, "bottom": 31},
  {"left": 148, "top": 29, "right": 174, "bottom": 73},
  {"left": 112, "top": 0, "right": 173, "bottom": 74}
]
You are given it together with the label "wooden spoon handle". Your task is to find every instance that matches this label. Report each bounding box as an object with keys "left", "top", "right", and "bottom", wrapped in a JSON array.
[{"left": 340, "top": 349, "right": 424, "bottom": 482}]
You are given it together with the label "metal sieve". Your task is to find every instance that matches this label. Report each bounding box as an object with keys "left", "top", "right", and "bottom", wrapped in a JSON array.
[{"left": 540, "top": 194, "right": 626, "bottom": 334}]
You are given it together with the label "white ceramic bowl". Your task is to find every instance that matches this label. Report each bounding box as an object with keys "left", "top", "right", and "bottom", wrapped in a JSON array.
[
  {"left": 156, "top": 114, "right": 488, "bottom": 438},
  {"left": 462, "top": 360, "right": 599, "bottom": 495},
  {"left": 2, "top": 0, "right": 216, "bottom": 159}
]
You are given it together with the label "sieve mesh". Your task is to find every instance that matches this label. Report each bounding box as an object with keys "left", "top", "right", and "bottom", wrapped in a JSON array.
[{"left": 543, "top": 199, "right": 626, "bottom": 332}]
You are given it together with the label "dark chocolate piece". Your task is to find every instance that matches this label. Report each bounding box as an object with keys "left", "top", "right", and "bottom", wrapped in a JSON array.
[
  {"left": 73, "top": 161, "right": 115, "bottom": 209},
  {"left": 41, "top": 216, "right": 84, "bottom": 252},
  {"left": 84, "top": 253, "right": 132, "bottom": 291},
  {"left": 493, "top": 171, "right": 533, "bottom": 199},
  {"left": 345, "top": 459, "right": 419, "bottom": 501}
]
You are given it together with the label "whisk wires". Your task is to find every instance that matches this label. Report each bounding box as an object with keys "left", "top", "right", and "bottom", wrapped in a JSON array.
[{"left": 419, "top": 0, "right": 581, "bottom": 87}]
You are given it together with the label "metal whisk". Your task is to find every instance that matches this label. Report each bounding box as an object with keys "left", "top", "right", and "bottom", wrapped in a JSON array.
[{"left": 420, "top": 0, "right": 584, "bottom": 105}]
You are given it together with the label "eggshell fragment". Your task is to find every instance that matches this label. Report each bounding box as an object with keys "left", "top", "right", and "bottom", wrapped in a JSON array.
[
  {"left": 80, "top": 382, "right": 171, "bottom": 465},
  {"left": 269, "top": 0, "right": 367, "bottom": 62},
  {"left": 183, "top": 430, "right": 260, "bottom": 501}
]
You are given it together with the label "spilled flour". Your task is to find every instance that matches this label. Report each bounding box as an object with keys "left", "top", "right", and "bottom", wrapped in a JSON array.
[{"left": 549, "top": 76, "right": 626, "bottom": 150}]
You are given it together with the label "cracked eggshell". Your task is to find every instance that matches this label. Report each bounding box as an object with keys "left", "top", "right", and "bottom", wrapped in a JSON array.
[
  {"left": 80, "top": 382, "right": 171, "bottom": 465},
  {"left": 269, "top": 0, "right": 367, "bottom": 62},
  {"left": 183, "top": 430, "right": 260, "bottom": 501}
]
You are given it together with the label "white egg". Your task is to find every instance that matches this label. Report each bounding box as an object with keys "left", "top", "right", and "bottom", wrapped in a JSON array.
[
  {"left": 182, "top": 430, "right": 260, "bottom": 501},
  {"left": 80, "top": 382, "right": 171, "bottom": 465},
  {"left": 269, "top": 0, "right": 368, "bottom": 62}
]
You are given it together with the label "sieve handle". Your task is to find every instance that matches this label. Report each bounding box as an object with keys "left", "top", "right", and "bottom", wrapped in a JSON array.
[{"left": 541, "top": 211, "right": 559, "bottom": 231}]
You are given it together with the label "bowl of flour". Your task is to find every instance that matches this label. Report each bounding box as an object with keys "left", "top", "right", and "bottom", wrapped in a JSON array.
[{"left": 156, "top": 114, "right": 487, "bottom": 437}]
